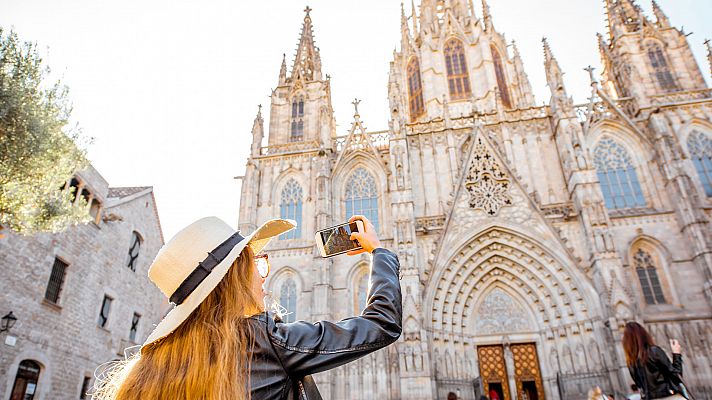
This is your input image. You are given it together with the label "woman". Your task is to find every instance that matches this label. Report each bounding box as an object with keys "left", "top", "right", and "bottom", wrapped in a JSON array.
[
  {"left": 94, "top": 215, "right": 402, "bottom": 399},
  {"left": 622, "top": 322, "right": 684, "bottom": 399}
]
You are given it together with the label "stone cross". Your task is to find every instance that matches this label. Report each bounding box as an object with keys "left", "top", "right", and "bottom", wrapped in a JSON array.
[
  {"left": 304, "top": 6, "right": 312, "bottom": 16},
  {"left": 584, "top": 65, "right": 597, "bottom": 85},
  {"left": 352, "top": 98, "right": 361, "bottom": 116}
]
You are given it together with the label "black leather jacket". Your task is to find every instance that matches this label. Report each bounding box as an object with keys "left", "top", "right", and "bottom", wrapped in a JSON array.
[
  {"left": 246, "top": 248, "right": 402, "bottom": 399},
  {"left": 628, "top": 346, "right": 683, "bottom": 399}
]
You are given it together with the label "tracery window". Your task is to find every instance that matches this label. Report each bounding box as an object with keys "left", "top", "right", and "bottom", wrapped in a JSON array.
[
  {"left": 407, "top": 57, "right": 425, "bottom": 121},
  {"left": 127, "top": 231, "right": 142, "bottom": 272},
  {"left": 290, "top": 96, "right": 305, "bottom": 141},
  {"left": 280, "top": 278, "right": 297, "bottom": 323},
  {"left": 633, "top": 249, "right": 666, "bottom": 305},
  {"left": 279, "top": 179, "right": 303, "bottom": 240},
  {"left": 646, "top": 42, "right": 677, "bottom": 92},
  {"left": 355, "top": 271, "right": 369, "bottom": 313},
  {"left": 444, "top": 38, "right": 471, "bottom": 100},
  {"left": 593, "top": 138, "right": 646, "bottom": 209},
  {"left": 687, "top": 130, "right": 712, "bottom": 197},
  {"left": 345, "top": 168, "right": 379, "bottom": 231},
  {"left": 491, "top": 45, "right": 512, "bottom": 109}
]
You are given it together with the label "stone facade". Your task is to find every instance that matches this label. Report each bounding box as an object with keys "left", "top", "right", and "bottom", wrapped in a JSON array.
[
  {"left": 0, "top": 165, "right": 166, "bottom": 400},
  {"left": 238, "top": 2, "right": 712, "bottom": 399}
]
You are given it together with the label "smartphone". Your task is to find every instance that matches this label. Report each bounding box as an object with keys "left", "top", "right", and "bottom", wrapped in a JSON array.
[{"left": 315, "top": 220, "right": 364, "bottom": 258}]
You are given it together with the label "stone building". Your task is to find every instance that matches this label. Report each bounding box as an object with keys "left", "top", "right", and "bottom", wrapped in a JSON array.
[
  {"left": 0, "top": 166, "right": 166, "bottom": 400},
  {"left": 238, "top": 1, "right": 712, "bottom": 399}
]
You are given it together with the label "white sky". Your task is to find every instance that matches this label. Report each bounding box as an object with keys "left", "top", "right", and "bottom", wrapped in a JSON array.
[{"left": 3, "top": 0, "right": 711, "bottom": 240}]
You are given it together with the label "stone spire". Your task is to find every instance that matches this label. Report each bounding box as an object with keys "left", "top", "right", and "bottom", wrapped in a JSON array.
[
  {"left": 401, "top": 2, "right": 411, "bottom": 49},
  {"left": 468, "top": 0, "right": 477, "bottom": 18},
  {"left": 543, "top": 38, "right": 572, "bottom": 114},
  {"left": 291, "top": 6, "right": 322, "bottom": 82},
  {"left": 511, "top": 40, "right": 535, "bottom": 107},
  {"left": 651, "top": 0, "right": 670, "bottom": 28},
  {"left": 278, "top": 53, "right": 287, "bottom": 85},
  {"left": 250, "top": 104, "right": 264, "bottom": 157},
  {"left": 411, "top": 0, "right": 419, "bottom": 35},
  {"left": 706, "top": 39, "right": 712, "bottom": 77},
  {"left": 481, "top": 0, "right": 493, "bottom": 31}
]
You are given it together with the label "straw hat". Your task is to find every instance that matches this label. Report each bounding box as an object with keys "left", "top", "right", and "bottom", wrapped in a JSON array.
[{"left": 142, "top": 216, "right": 296, "bottom": 347}]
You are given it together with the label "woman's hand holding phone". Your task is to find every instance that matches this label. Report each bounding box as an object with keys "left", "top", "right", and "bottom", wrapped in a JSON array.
[{"left": 347, "top": 215, "right": 381, "bottom": 256}]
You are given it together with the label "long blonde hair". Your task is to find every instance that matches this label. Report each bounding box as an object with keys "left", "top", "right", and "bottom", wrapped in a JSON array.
[{"left": 93, "top": 246, "right": 262, "bottom": 400}]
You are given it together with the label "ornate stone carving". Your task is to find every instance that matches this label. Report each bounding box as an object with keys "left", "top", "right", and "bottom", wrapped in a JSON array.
[
  {"left": 475, "top": 288, "right": 533, "bottom": 335},
  {"left": 464, "top": 137, "right": 513, "bottom": 216}
]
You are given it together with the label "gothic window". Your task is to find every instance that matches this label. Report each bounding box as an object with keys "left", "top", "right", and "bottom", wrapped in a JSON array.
[
  {"left": 633, "top": 249, "right": 666, "bottom": 305},
  {"left": 345, "top": 167, "right": 379, "bottom": 231},
  {"left": 44, "top": 257, "right": 68, "bottom": 304},
  {"left": 127, "top": 231, "right": 142, "bottom": 272},
  {"left": 355, "top": 271, "right": 369, "bottom": 313},
  {"left": 491, "top": 45, "right": 512, "bottom": 109},
  {"left": 10, "top": 360, "right": 41, "bottom": 400},
  {"left": 593, "top": 138, "right": 646, "bottom": 209},
  {"left": 407, "top": 57, "right": 425, "bottom": 122},
  {"left": 290, "top": 97, "right": 305, "bottom": 141},
  {"left": 687, "top": 130, "right": 712, "bottom": 197},
  {"left": 646, "top": 42, "right": 677, "bottom": 92},
  {"left": 279, "top": 179, "right": 303, "bottom": 240},
  {"left": 279, "top": 278, "right": 297, "bottom": 323},
  {"left": 444, "top": 38, "right": 471, "bottom": 100}
]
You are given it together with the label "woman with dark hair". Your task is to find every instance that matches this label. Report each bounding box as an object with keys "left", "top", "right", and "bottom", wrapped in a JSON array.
[{"left": 622, "top": 321, "right": 685, "bottom": 399}]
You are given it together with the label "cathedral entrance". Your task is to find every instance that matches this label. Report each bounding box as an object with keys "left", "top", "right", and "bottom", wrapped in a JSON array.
[{"left": 477, "top": 343, "right": 545, "bottom": 400}]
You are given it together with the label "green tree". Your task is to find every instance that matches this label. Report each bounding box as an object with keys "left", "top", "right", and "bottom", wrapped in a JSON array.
[{"left": 0, "top": 28, "right": 91, "bottom": 236}]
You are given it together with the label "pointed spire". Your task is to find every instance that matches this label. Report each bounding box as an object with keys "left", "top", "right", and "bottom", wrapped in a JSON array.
[
  {"left": 481, "top": 0, "right": 493, "bottom": 31},
  {"left": 279, "top": 53, "right": 287, "bottom": 85},
  {"left": 511, "top": 40, "right": 535, "bottom": 107},
  {"left": 411, "top": 0, "right": 419, "bottom": 35},
  {"left": 604, "top": 0, "right": 648, "bottom": 41},
  {"left": 419, "top": 0, "right": 435, "bottom": 29},
  {"left": 543, "top": 38, "right": 571, "bottom": 113},
  {"left": 291, "top": 6, "right": 322, "bottom": 82},
  {"left": 652, "top": 0, "right": 670, "bottom": 28},
  {"left": 706, "top": 39, "right": 712, "bottom": 78},
  {"left": 251, "top": 104, "right": 264, "bottom": 157},
  {"left": 401, "top": 2, "right": 411, "bottom": 49},
  {"left": 468, "top": 0, "right": 477, "bottom": 18}
]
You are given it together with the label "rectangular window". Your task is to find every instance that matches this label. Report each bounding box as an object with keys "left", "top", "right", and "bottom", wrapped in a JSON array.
[
  {"left": 129, "top": 312, "right": 141, "bottom": 342},
  {"left": 79, "top": 376, "right": 91, "bottom": 399},
  {"left": 98, "top": 296, "right": 113, "bottom": 328},
  {"left": 45, "top": 257, "right": 68, "bottom": 304}
]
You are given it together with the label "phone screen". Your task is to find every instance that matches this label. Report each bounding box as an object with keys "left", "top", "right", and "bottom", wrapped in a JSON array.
[{"left": 320, "top": 222, "right": 360, "bottom": 256}]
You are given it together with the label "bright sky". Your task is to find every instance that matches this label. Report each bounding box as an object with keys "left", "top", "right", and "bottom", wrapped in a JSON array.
[{"left": 3, "top": 0, "right": 711, "bottom": 240}]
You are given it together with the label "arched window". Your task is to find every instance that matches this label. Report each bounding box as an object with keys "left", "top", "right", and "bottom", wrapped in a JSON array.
[
  {"left": 290, "top": 97, "right": 305, "bottom": 141},
  {"left": 127, "top": 231, "right": 142, "bottom": 272},
  {"left": 491, "top": 45, "right": 512, "bottom": 109},
  {"left": 646, "top": 42, "right": 677, "bottom": 92},
  {"left": 345, "top": 168, "right": 379, "bottom": 231},
  {"left": 355, "top": 271, "right": 369, "bottom": 313},
  {"left": 407, "top": 57, "right": 425, "bottom": 122},
  {"left": 280, "top": 278, "right": 297, "bottom": 323},
  {"left": 633, "top": 248, "right": 666, "bottom": 305},
  {"left": 593, "top": 138, "right": 646, "bottom": 209},
  {"left": 687, "top": 130, "right": 712, "bottom": 197},
  {"left": 279, "top": 179, "right": 303, "bottom": 240},
  {"left": 444, "top": 38, "right": 471, "bottom": 100},
  {"left": 10, "top": 360, "right": 41, "bottom": 400}
]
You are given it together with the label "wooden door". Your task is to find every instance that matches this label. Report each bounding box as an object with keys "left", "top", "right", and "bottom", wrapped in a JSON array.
[
  {"left": 477, "top": 345, "right": 510, "bottom": 400},
  {"left": 510, "top": 343, "right": 545, "bottom": 400}
]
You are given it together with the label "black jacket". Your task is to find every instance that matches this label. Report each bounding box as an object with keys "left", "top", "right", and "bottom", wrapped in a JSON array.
[
  {"left": 628, "top": 346, "right": 683, "bottom": 399},
  {"left": 246, "top": 248, "right": 402, "bottom": 399}
]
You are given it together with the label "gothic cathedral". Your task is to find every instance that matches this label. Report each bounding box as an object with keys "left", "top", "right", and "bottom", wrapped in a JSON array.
[{"left": 238, "top": 1, "right": 712, "bottom": 399}]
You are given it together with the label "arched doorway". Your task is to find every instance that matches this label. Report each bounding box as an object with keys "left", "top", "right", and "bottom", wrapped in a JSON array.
[{"left": 10, "top": 360, "right": 41, "bottom": 400}]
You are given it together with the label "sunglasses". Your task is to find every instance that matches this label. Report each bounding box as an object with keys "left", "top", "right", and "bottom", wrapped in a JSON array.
[{"left": 255, "top": 254, "right": 270, "bottom": 278}]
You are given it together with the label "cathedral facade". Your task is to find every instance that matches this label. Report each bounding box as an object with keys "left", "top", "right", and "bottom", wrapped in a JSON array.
[{"left": 238, "top": 1, "right": 712, "bottom": 399}]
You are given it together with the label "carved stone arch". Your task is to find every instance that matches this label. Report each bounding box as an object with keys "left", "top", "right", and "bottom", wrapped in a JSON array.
[
  {"left": 267, "top": 266, "right": 304, "bottom": 321},
  {"left": 345, "top": 260, "right": 370, "bottom": 314},
  {"left": 627, "top": 235, "right": 679, "bottom": 306},
  {"left": 4, "top": 350, "right": 52, "bottom": 400},
  {"left": 430, "top": 223, "right": 600, "bottom": 313},
  {"left": 679, "top": 118, "right": 712, "bottom": 150}
]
